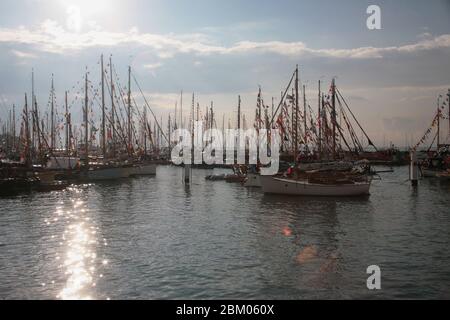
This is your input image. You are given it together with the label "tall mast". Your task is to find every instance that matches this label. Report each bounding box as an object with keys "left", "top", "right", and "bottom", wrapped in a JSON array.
[
  {"left": 31, "top": 69, "right": 35, "bottom": 152},
  {"left": 8, "top": 109, "right": 11, "bottom": 152},
  {"left": 110, "top": 56, "right": 116, "bottom": 157},
  {"left": 191, "top": 92, "right": 195, "bottom": 134},
  {"left": 271, "top": 97, "right": 274, "bottom": 126},
  {"left": 437, "top": 95, "right": 440, "bottom": 148},
  {"left": 238, "top": 95, "right": 241, "bottom": 130},
  {"left": 222, "top": 114, "right": 225, "bottom": 132},
  {"left": 65, "top": 91, "right": 69, "bottom": 156},
  {"left": 196, "top": 102, "right": 200, "bottom": 122},
  {"left": 143, "top": 106, "right": 147, "bottom": 155},
  {"left": 174, "top": 102, "right": 178, "bottom": 129},
  {"left": 35, "top": 98, "right": 41, "bottom": 156},
  {"left": 84, "top": 72, "right": 89, "bottom": 168},
  {"left": 180, "top": 90, "right": 183, "bottom": 129},
  {"left": 210, "top": 101, "right": 214, "bottom": 130},
  {"left": 331, "top": 78, "right": 337, "bottom": 160},
  {"left": 160, "top": 116, "right": 163, "bottom": 150},
  {"left": 101, "top": 54, "right": 106, "bottom": 158},
  {"left": 258, "top": 87, "right": 262, "bottom": 130},
  {"left": 448, "top": 89, "right": 450, "bottom": 137},
  {"left": 237, "top": 95, "right": 241, "bottom": 152},
  {"left": 291, "top": 87, "right": 295, "bottom": 153},
  {"left": 168, "top": 114, "right": 172, "bottom": 154},
  {"left": 322, "top": 93, "right": 326, "bottom": 149},
  {"left": 294, "top": 65, "right": 299, "bottom": 164},
  {"left": 303, "top": 84, "right": 307, "bottom": 151},
  {"left": 12, "top": 104, "right": 16, "bottom": 150},
  {"left": 154, "top": 121, "right": 158, "bottom": 150},
  {"left": 50, "top": 74, "right": 55, "bottom": 151},
  {"left": 128, "top": 66, "right": 132, "bottom": 153},
  {"left": 24, "top": 93, "right": 31, "bottom": 167},
  {"left": 318, "top": 80, "right": 321, "bottom": 157}
]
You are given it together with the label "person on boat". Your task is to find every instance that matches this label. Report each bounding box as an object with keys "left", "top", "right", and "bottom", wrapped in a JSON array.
[{"left": 286, "top": 166, "right": 294, "bottom": 176}]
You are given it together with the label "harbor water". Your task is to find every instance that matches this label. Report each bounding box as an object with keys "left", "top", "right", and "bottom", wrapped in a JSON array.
[{"left": 1, "top": 165, "right": 450, "bottom": 299}]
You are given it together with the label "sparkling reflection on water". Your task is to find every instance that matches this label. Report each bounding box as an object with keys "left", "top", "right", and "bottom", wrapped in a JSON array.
[
  {"left": 1, "top": 166, "right": 450, "bottom": 299},
  {"left": 58, "top": 195, "right": 102, "bottom": 300}
]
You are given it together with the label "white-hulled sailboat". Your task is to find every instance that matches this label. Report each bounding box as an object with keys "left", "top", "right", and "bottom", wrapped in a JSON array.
[
  {"left": 80, "top": 57, "right": 129, "bottom": 181},
  {"left": 260, "top": 66, "right": 372, "bottom": 197},
  {"left": 260, "top": 174, "right": 371, "bottom": 196}
]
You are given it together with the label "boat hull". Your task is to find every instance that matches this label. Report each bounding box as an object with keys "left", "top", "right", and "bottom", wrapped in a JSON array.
[
  {"left": 260, "top": 175, "right": 371, "bottom": 196},
  {"left": 85, "top": 167, "right": 129, "bottom": 181},
  {"left": 129, "top": 164, "right": 157, "bottom": 176}
]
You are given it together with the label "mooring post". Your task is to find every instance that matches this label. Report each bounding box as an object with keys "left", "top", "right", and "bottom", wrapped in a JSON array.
[
  {"left": 184, "top": 164, "right": 191, "bottom": 184},
  {"left": 410, "top": 150, "right": 418, "bottom": 187}
]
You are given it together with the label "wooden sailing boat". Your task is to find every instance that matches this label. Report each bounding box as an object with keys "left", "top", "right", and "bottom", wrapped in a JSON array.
[
  {"left": 82, "top": 57, "right": 130, "bottom": 181},
  {"left": 125, "top": 65, "right": 157, "bottom": 176},
  {"left": 259, "top": 66, "right": 372, "bottom": 196},
  {"left": 417, "top": 89, "right": 450, "bottom": 178}
]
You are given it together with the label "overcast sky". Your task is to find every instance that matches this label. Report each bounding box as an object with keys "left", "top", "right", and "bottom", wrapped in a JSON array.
[{"left": 0, "top": 0, "right": 449, "bottom": 147}]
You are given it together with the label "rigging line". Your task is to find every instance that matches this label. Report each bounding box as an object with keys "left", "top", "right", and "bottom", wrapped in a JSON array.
[
  {"left": 131, "top": 95, "right": 152, "bottom": 148},
  {"left": 131, "top": 71, "right": 169, "bottom": 143},
  {"left": 336, "top": 87, "right": 377, "bottom": 151},
  {"left": 111, "top": 64, "right": 130, "bottom": 112},
  {"left": 270, "top": 70, "right": 296, "bottom": 126},
  {"left": 103, "top": 69, "right": 128, "bottom": 140},
  {"left": 110, "top": 91, "right": 128, "bottom": 142},
  {"left": 111, "top": 64, "right": 132, "bottom": 127},
  {"left": 426, "top": 130, "right": 438, "bottom": 153},
  {"left": 339, "top": 98, "right": 363, "bottom": 152},
  {"left": 102, "top": 106, "right": 129, "bottom": 149},
  {"left": 335, "top": 119, "right": 355, "bottom": 154},
  {"left": 336, "top": 94, "right": 363, "bottom": 152}
]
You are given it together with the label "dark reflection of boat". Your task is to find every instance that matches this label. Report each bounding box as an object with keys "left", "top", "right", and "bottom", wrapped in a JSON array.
[
  {"left": 34, "top": 181, "right": 69, "bottom": 192},
  {"left": 1, "top": 163, "right": 70, "bottom": 196},
  {"left": 0, "top": 177, "right": 40, "bottom": 196},
  {"left": 261, "top": 192, "right": 371, "bottom": 205},
  {"left": 0, "top": 176, "right": 69, "bottom": 196}
]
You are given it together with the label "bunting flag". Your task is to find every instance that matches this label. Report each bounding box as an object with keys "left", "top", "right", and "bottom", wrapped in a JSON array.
[{"left": 411, "top": 111, "right": 441, "bottom": 152}]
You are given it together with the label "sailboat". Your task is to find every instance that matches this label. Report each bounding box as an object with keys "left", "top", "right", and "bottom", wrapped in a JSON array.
[
  {"left": 259, "top": 66, "right": 372, "bottom": 196},
  {"left": 80, "top": 57, "right": 129, "bottom": 181},
  {"left": 416, "top": 90, "right": 450, "bottom": 178},
  {"left": 260, "top": 175, "right": 370, "bottom": 196}
]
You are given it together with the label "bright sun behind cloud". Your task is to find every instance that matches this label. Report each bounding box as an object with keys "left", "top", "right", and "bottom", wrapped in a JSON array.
[{"left": 62, "top": 0, "right": 110, "bottom": 32}]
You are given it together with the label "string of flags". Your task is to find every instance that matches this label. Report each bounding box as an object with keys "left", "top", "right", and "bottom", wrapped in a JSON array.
[{"left": 411, "top": 111, "right": 441, "bottom": 152}]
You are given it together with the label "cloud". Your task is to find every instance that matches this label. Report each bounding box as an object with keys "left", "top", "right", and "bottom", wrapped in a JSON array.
[
  {"left": 1, "top": 20, "right": 450, "bottom": 59},
  {"left": 10, "top": 49, "right": 38, "bottom": 59},
  {"left": 143, "top": 62, "right": 163, "bottom": 70}
]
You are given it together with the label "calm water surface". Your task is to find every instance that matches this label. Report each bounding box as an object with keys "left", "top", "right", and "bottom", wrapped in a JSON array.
[{"left": 1, "top": 165, "right": 450, "bottom": 299}]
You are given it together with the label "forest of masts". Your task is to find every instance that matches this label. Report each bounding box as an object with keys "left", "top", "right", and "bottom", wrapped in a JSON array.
[{"left": 0, "top": 60, "right": 375, "bottom": 167}]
